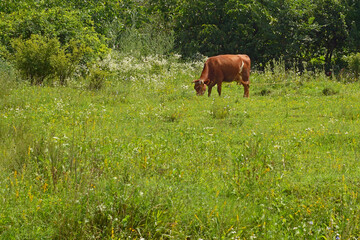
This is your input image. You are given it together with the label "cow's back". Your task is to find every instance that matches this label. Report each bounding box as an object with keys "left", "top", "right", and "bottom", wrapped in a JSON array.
[{"left": 206, "top": 55, "right": 249, "bottom": 82}]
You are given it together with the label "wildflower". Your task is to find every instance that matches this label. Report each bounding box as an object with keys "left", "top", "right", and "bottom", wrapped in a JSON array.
[
  {"left": 43, "top": 182, "right": 48, "bottom": 192},
  {"left": 28, "top": 188, "right": 34, "bottom": 202},
  {"left": 181, "top": 85, "right": 189, "bottom": 90}
]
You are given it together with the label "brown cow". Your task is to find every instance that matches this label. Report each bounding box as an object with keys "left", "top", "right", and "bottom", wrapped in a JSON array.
[{"left": 192, "top": 54, "right": 251, "bottom": 97}]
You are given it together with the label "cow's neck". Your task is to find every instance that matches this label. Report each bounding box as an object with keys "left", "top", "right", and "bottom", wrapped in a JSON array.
[{"left": 199, "top": 62, "right": 209, "bottom": 81}]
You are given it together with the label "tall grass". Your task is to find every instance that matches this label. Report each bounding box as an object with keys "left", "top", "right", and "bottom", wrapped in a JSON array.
[
  {"left": 0, "top": 59, "right": 17, "bottom": 99},
  {"left": 117, "top": 23, "right": 175, "bottom": 58},
  {"left": 1, "top": 54, "right": 360, "bottom": 239}
]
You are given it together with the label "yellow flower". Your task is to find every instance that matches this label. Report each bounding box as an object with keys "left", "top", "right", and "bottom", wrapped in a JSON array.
[{"left": 43, "top": 182, "right": 48, "bottom": 192}]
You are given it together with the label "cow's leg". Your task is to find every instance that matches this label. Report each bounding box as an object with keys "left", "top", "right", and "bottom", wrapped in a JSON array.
[
  {"left": 217, "top": 82, "right": 222, "bottom": 96},
  {"left": 207, "top": 81, "right": 217, "bottom": 97},
  {"left": 207, "top": 86, "right": 213, "bottom": 97},
  {"left": 242, "top": 81, "right": 250, "bottom": 98},
  {"left": 241, "top": 69, "right": 250, "bottom": 98}
]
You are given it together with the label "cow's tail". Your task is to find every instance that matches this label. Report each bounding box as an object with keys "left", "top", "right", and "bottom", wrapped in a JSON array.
[
  {"left": 240, "top": 61, "right": 244, "bottom": 74},
  {"left": 237, "top": 61, "right": 246, "bottom": 85}
]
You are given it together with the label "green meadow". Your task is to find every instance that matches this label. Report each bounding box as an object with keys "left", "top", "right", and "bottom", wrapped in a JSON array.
[{"left": 1, "top": 55, "right": 360, "bottom": 239}]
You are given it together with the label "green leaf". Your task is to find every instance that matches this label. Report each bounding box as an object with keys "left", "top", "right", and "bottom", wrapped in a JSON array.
[{"left": 308, "top": 16, "right": 315, "bottom": 25}]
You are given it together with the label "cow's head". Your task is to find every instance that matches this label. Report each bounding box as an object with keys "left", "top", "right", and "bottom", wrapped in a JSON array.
[{"left": 192, "top": 79, "right": 209, "bottom": 96}]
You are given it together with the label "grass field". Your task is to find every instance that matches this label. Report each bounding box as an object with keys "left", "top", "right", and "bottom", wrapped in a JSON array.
[{"left": 1, "top": 55, "right": 360, "bottom": 239}]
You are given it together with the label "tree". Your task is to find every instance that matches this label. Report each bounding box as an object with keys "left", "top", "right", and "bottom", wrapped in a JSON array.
[
  {"left": 312, "top": 0, "right": 349, "bottom": 71},
  {"left": 175, "top": 0, "right": 318, "bottom": 68},
  {"left": 174, "top": 0, "right": 228, "bottom": 57},
  {"left": 346, "top": 0, "right": 360, "bottom": 53}
]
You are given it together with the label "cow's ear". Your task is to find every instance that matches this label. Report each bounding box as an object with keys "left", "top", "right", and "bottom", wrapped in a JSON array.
[
  {"left": 204, "top": 79, "right": 210, "bottom": 85},
  {"left": 192, "top": 79, "right": 198, "bottom": 83}
]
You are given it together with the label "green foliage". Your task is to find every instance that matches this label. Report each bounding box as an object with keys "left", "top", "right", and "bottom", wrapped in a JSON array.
[
  {"left": 1, "top": 0, "right": 360, "bottom": 72},
  {"left": 0, "top": 59, "right": 17, "bottom": 104},
  {"left": 50, "top": 40, "right": 85, "bottom": 85},
  {"left": 11, "top": 35, "right": 60, "bottom": 84},
  {"left": 211, "top": 99, "right": 230, "bottom": 119},
  {"left": 175, "top": 0, "right": 320, "bottom": 63},
  {"left": 118, "top": 24, "right": 174, "bottom": 57},
  {"left": 88, "top": 68, "right": 110, "bottom": 90},
  {"left": 174, "top": 0, "right": 227, "bottom": 57},
  {"left": 258, "top": 88, "right": 272, "bottom": 96},
  {"left": 312, "top": 0, "right": 349, "bottom": 71},
  {"left": 173, "top": 0, "right": 359, "bottom": 70},
  {"left": 322, "top": 87, "right": 338, "bottom": 96},
  {"left": 0, "top": 6, "right": 109, "bottom": 81},
  {"left": 346, "top": 1, "right": 360, "bottom": 52},
  {"left": 10, "top": 35, "right": 87, "bottom": 85},
  {"left": 344, "top": 53, "right": 360, "bottom": 80}
]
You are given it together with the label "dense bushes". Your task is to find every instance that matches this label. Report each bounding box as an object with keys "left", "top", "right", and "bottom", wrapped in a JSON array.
[
  {"left": 10, "top": 35, "right": 87, "bottom": 85},
  {"left": 0, "top": 6, "right": 109, "bottom": 85},
  {"left": 340, "top": 53, "right": 360, "bottom": 81},
  {"left": 0, "top": 1, "right": 177, "bottom": 85},
  {"left": 345, "top": 53, "right": 360, "bottom": 80},
  {"left": 174, "top": 0, "right": 360, "bottom": 71},
  {"left": 0, "top": 0, "right": 359, "bottom": 84},
  {"left": 11, "top": 35, "right": 59, "bottom": 85}
]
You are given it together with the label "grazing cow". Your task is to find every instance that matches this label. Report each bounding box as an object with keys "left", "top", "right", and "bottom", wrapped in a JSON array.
[{"left": 192, "top": 54, "right": 251, "bottom": 97}]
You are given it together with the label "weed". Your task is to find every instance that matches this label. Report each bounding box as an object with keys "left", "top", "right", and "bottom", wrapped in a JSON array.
[
  {"left": 211, "top": 100, "right": 230, "bottom": 119},
  {"left": 259, "top": 88, "right": 272, "bottom": 96},
  {"left": 343, "top": 53, "right": 360, "bottom": 80},
  {"left": 322, "top": 87, "right": 338, "bottom": 96},
  {"left": 88, "top": 68, "right": 110, "bottom": 90}
]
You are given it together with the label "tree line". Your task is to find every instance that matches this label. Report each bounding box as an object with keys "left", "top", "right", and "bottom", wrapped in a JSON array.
[
  {"left": 172, "top": 0, "right": 360, "bottom": 72},
  {"left": 1, "top": 0, "right": 359, "bottom": 75}
]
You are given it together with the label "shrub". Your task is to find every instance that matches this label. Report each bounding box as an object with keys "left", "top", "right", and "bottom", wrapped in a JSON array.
[
  {"left": 0, "top": 7, "right": 110, "bottom": 83},
  {"left": 11, "top": 35, "right": 88, "bottom": 85},
  {"left": 11, "top": 35, "right": 60, "bottom": 85},
  {"left": 211, "top": 100, "right": 230, "bottom": 119},
  {"left": 88, "top": 68, "right": 110, "bottom": 90},
  {"left": 259, "top": 89, "right": 272, "bottom": 96},
  {"left": 50, "top": 40, "right": 86, "bottom": 85},
  {"left": 322, "top": 87, "right": 338, "bottom": 96},
  {"left": 343, "top": 53, "right": 360, "bottom": 80}
]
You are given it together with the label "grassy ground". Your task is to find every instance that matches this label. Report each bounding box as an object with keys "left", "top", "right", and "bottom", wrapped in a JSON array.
[{"left": 1, "top": 55, "right": 360, "bottom": 239}]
